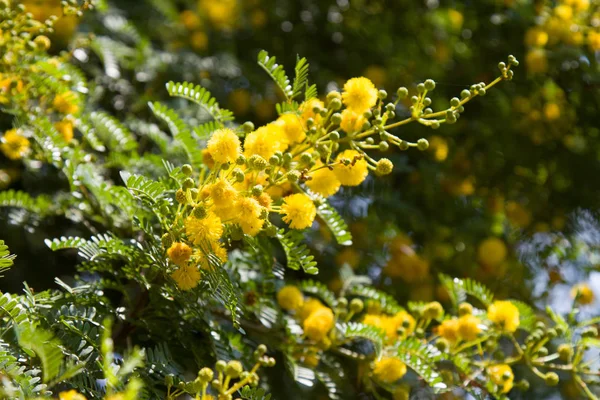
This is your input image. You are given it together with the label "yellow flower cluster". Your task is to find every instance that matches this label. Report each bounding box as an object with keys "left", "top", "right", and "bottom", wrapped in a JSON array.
[
  {"left": 571, "top": 283, "right": 594, "bottom": 304},
  {"left": 437, "top": 314, "right": 482, "bottom": 343},
  {"left": 1, "top": 129, "right": 30, "bottom": 160},
  {"left": 373, "top": 356, "right": 407, "bottom": 383},
  {"left": 383, "top": 235, "right": 430, "bottom": 281},
  {"left": 363, "top": 311, "right": 415, "bottom": 343},
  {"left": 487, "top": 364, "right": 514, "bottom": 393},
  {"left": 487, "top": 300, "right": 520, "bottom": 333},
  {"left": 276, "top": 286, "right": 335, "bottom": 342}
]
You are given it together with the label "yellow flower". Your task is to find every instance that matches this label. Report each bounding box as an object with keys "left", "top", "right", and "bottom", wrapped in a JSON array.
[
  {"left": 276, "top": 113, "right": 306, "bottom": 144},
  {"left": 487, "top": 301, "right": 520, "bottom": 333},
  {"left": 208, "top": 178, "right": 238, "bottom": 209},
  {"left": 342, "top": 77, "right": 378, "bottom": 113},
  {"left": 526, "top": 49, "right": 548, "bottom": 74},
  {"left": 488, "top": 364, "right": 514, "bottom": 393},
  {"left": 525, "top": 27, "right": 549, "bottom": 47},
  {"left": 1, "top": 129, "right": 30, "bottom": 160},
  {"left": 571, "top": 283, "right": 594, "bottom": 305},
  {"left": 437, "top": 318, "right": 460, "bottom": 342},
  {"left": 300, "top": 98, "right": 324, "bottom": 124},
  {"left": 505, "top": 201, "right": 531, "bottom": 228},
  {"left": 185, "top": 213, "right": 223, "bottom": 245},
  {"left": 554, "top": 4, "right": 573, "bottom": 20},
  {"left": 303, "top": 307, "right": 334, "bottom": 341},
  {"left": 197, "top": 241, "right": 228, "bottom": 270},
  {"left": 190, "top": 31, "right": 208, "bottom": 51},
  {"left": 298, "top": 298, "right": 325, "bottom": 321},
  {"left": 281, "top": 193, "right": 316, "bottom": 230},
  {"left": 428, "top": 136, "right": 448, "bottom": 162},
  {"left": 207, "top": 128, "right": 241, "bottom": 164},
  {"left": 477, "top": 237, "right": 507, "bottom": 267},
  {"left": 373, "top": 357, "right": 407, "bottom": 383},
  {"left": 53, "top": 91, "right": 80, "bottom": 115},
  {"left": 171, "top": 264, "right": 201, "bottom": 290},
  {"left": 167, "top": 242, "right": 193, "bottom": 267},
  {"left": 544, "top": 103, "right": 561, "bottom": 121},
  {"left": 392, "top": 311, "right": 416, "bottom": 337},
  {"left": 277, "top": 285, "right": 304, "bottom": 311},
  {"left": 54, "top": 120, "right": 74, "bottom": 142},
  {"left": 339, "top": 109, "right": 365, "bottom": 133},
  {"left": 334, "top": 149, "right": 368, "bottom": 186},
  {"left": 59, "top": 390, "right": 87, "bottom": 400},
  {"left": 588, "top": 31, "right": 600, "bottom": 52},
  {"left": 199, "top": 0, "right": 238, "bottom": 29},
  {"left": 458, "top": 314, "right": 481, "bottom": 340},
  {"left": 180, "top": 10, "right": 201, "bottom": 30},
  {"left": 244, "top": 124, "right": 287, "bottom": 159},
  {"left": 307, "top": 162, "right": 341, "bottom": 198},
  {"left": 235, "top": 196, "right": 264, "bottom": 236}
]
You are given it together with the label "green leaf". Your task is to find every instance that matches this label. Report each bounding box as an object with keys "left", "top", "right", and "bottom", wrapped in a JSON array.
[
  {"left": 17, "top": 324, "right": 64, "bottom": 382},
  {"left": 439, "top": 274, "right": 494, "bottom": 307},
  {"left": 510, "top": 300, "right": 536, "bottom": 331},
  {"left": 276, "top": 229, "right": 318, "bottom": 274},
  {"left": 193, "top": 120, "right": 223, "bottom": 140},
  {"left": 148, "top": 101, "right": 203, "bottom": 167},
  {"left": 292, "top": 56, "right": 310, "bottom": 100},
  {"left": 0, "top": 190, "right": 51, "bottom": 214},
  {"left": 395, "top": 337, "right": 446, "bottom": 392},
  {"left": 166, "top": 81, "right": 234, "bottom": 123},
  {"left": 204, "top": 254, "right": 243, "bottom": 328},
  {"left": 298, "top": 280, "right": 336, "bottom": 308},
  {"left": 305, "top": 83, "right": 318, "bottom": 100},
  {"left": 257, "top": 50, "right": 293, "bottom": 100},
  {"left": 312, "top": 196, "right": 352, "bottom": 246},
  {"left": 0, "top": 240, "right": 16, "bottom": 276},
  {"left": 547, "top": 306, "right": 569, "bottom": 333},
  {"left": 340, "top": 322, "right": 385, "bottom": 358},
  {"left": 239, "top": 386, "right": 272, "bottom": 400},
  {"left": 346, "top": 285, "right": 405, "bottom": 314},
  {"left": 90, "top": 111, "right": 138, "bottom": 152},
  {"left": 120, "top": 171, "right": 167, "bottom": 203}
]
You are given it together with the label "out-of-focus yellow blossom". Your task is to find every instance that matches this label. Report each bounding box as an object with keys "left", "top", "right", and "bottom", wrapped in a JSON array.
[
  {"left": 298, "top": 298, "right": 325, "bottom": 321},
  {"left": 525, "top": 27, "right": 549, "bottom": 47},
  {"left": 340, "top": 109, "right": 366, "bottom": 134},
  {"left": 571, "top": 283, "right": 594, "bottom": 304},
  {"left": 277, "top": 285, "right": 304, "bottom": 311},
  {"left": 487, "top": 301, "right": 520, "bottom": 333},
  {"left": 428, "top": 136, "right": 449, "bottom": 162},
  {"left": 303, "top": 307, "right": 334, "bottom": 341},
  {"left": 59, "top": 390, "right": 87, "bottom": 400},
  {"left": 167, "top": 242, "right": 193, "bottom": 267},
  {"left": 373, "top": 357, "right": 407, "bottom": 383},
  {"left": 458, "top": 314, "right": 481, "bottom": 340},
  {"left": 488, "top": 364, "right": 514, "bottom": 393},
  {"left": 180, "top": 10, "right": 201, "bottom": 30},
  {"left": 1, "top": 129, "right": 30, "bottom": 160},
  {"left": 244, "top": 124, "right": 287, "bottom": 159},
  {"left": 437, "top": 318, "right": 460, "bottom": 342},
  {"left": 477, "top": 237, "right": 507, "bottom": 267},
  {"left": 228, "top": 89, "right": 251, "bottom": 115},
  {"left": 199, "top": 0, "right": 238, "bottom": 30},
  {"left": 55, "top": 119, "right": 74, "bottom": 142},
  {"left": 53, "top": 91, "right": 80, "bottom": 115},
  {"left": 526, "top": 49, "right": 548, "bottom": 74},
  {"left": 190, "top": 31, "right": 208, "bottom": 51}
]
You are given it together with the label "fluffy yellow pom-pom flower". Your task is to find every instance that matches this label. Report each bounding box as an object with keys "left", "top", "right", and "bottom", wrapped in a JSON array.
[
  {"left": 1, "top": 129, "right": 30, "bottom": 160},
  {"left": 277, "top": 285, "right": 304, "bottom": 311},
  {"left": 207, "top": 128, "right": 241, "bottom": 164},
  {"left": 307, "top": 162, "right": 341, "bottom": 198},
  {"left": 167, "top": 242, "right": 193, "bottom": 267},
  {"left": 477, "top": 237, "right": 507, "bottom": 267},
  {"left": 300, "top": 98, "right": 324, "bottom": 123},
  {"left": 373, "top": 357, "right": 407, "bottom": 383},
  {"left": 334, "top": 149, "right": 369, "bottom": 186},
  {"left": 281, "top": 193, "right": 317, "bottom": 229},
  {"left": 340, "top": 109, "right": 365, "bottom": 133},
  {"left": 488, "top": 364, "right": 514, "bottom": 393},
  {"left": 303, "top": 307, "right": 334, "bottom": 341},
  {"left": 571, "top": 283, "right": 594, "bottom": 305},
  {"left": 342, "top": 77, "right": 378, "bottom": 113},
  {"left": 437, "top": 318, "right": 460, "bottom": 342},
  {"left": 54, "top": 120, "right": 74, "bottom": 142},
  {"left": 59, "top": 390, "right": 87, "bottom": 400},
  {"left": 487, "top": 301, "right": 520, "bottom": 333},
  {"left": 53, "top": 91, "right": 80, "bottom": 115},
  {"left": 276, "top": 113, "right": 306, "bottom": 144},
  {"left": 185, "top": 213, "right": 223, "bottom": 245},
  {"left": 298, "top": 297, "right": 325, "bottom": 321},
  {"left": 458, "top": 314, "right": 481, "bottom": 340},
  {"left": 208, "top": 178, "right": 238, "bottom": 209},
  {"left": 235, "top": 196, "right": 265, "bottom": 236},
  {"left": 244, "top": 123, "right": 288, "bottom": 159},
  {"left": 171, "top": 264, "right": 201, "bottom": 290}
]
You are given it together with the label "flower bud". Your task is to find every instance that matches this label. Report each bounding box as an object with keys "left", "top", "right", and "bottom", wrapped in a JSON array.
[
  {"left": 558, "top": 344, "right": 572, "bottom": 361},
  {"left": 242, "top": 121, "right": 255, "bottom": 133},
  {"left": 458, "top": 302, "right": 473, "bottom": 316},
  {"left": 329, "top": 98, "right": 342, "bottom": 111},
  {"left": 193, "top": 206, "right": 207, "bottom": 219},
  {"left": 460, "top": 89, "right": 471, "bottom": 99},
  {"left": 376, "top": 158, "right": 393, "bottom": 175},
  {"left": 424, "top": 79, "right": 436, "bottom": 91},
  {"left": 377, "top": 90, "right": 387, "bottom": 99},
  {"left": 349, "top": 298, "right": 364, "bottom": 313},
  {"left": 198, "top": 367, "right": 214, "bottom": 382},
  {"left": 175, "top": 189, "right": 187, "bottom": 204},
  {"left": 287, "top": 171, "right": 300, "bottom": 182},
  {"left": 544, "top": 372, "right": 559, "bottom": 386},
  {"left": 182, "top": 164, "right": 193, "bottom": 176},
  {"left": 161, "top": 233, "right": 173, "bottom": 248},
  {"left": 397, "top": 87, "right": 409, "bottom": 98},
  {"left": 424, "top": 301, "right": 444, "bottom": 320},
  {"left": 417, "top": 138, "right": 429, "bottom": 151},
  {"left": 215, "top": 360, "right": 227, "bottom": 372}
]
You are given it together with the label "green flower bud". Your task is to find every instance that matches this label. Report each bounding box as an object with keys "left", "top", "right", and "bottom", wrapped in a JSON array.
[
  {"left": 330, "top": 131, "right": 340, "bottom": 141},
  {"left": 182, "top": 164, "right": 193, "bottom": 176},
  {"left": 251, "top": 185, "right": 263, "bottom": 196},
  {"left": 326, "top": 91, "right": 341, "bottom": 104},
  {"left": 517, "top": 379, "right": 530, "bottom": 391},
  {"left": 377, "top": 89, "right": 387, "bottom": 99},
  {"left": 242, "top": 121, "right": 255, "bottom": 133},
  {"left": 161, "top": 233, "right": 173, "bottom": 248},
  {"left": 399, "top": 140, "right": 409, "bottom": 151},
  {"left": 211, "top": 379, "right": 221, "bottom": 390},
  {"left": 306, "top": 117, "right": 314, "bottom": 128},
  {"left": 544, "top": 372, "right": 559, "bottom": 386},
  {"left": 193, "top": 206, "right": 207, "bottom": 219},
  {"left": 287, "top": 170, "right": 301, "bottom": 183},
  {"left": 558, "top": 344, "right": 572, "bottom": 361},
  {"left": 337, "top": 297, "right": 348, "bottom": 308},
  {"left": 349, "top": 298, "right": 364, "bottom": 313},
  {"left": 175, "top": 189, "right": 187, "bottom": 204},
  {"left": 198, "top": 367, "right": 214, "bottom": 382},
  {"left": 424, "top": 79, "right": 436, "bottom": 91},
  {"left": 416, "top": 83, "right": 425, "bottom": 93},
  {"left": 269, "top": 155, "right": 280, "bottom": 166},
  {"left": 236, "top": 155, "right": 246, "bottom": 165},
  {"left": 461, "top": 89, "right": 471, "bottom": 99},
  {"left": 423, "top": 301, "right": 444, "bottom": 320},
  {"left": 411, "top": 96, "right": 419, "bottom": 104},
  {"left": 165, "top": 374, "right": 174, "bottom": 386},
  {"left": 378, "top": 141, "right": 389, "bottom": 152},
  {"left": 329, "top": 98, "right": 342, "bottom": 111},
  {"left": 423, "top": 97, "right": 432, "bottom": 106},
  {"left": 225, "top": 360, "right": 243, "bottom": 378},
  {"left": 362, "top": 121, "right": 371, "bottom": 130},
  {"left": 397, "top": 87, "right": 409, "bottom": 98},
  {"left": 256, "top": 344, "right": 267, "bottom": 356},
  {"left": 363, "top": 110, "right": 373, "bottom": 119},
  {"left": 450, "top": 97, "right": 460, "bottom": 108},
  {"left": 250, "top": 155, "right": 267, "bottom": 170},
  {"left": 435, "top": 338, "right": 449, "bottom": 352},
  {"left": 458, "top": 302, "right": 473, "bottom": 316},
  {"left": 331, "top": 113, "right": 342, "bottom": 125},
  {"left": 417, "top": 138, "right": 429, "bottom": 151}
]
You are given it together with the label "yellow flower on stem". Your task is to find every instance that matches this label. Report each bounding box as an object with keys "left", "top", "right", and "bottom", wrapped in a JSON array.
[
  {"left": 488, "top": 364, "right": 514, "bottom": 394},
  {"left": 342, "top": 77, "right": 378, "bottom": 113},
  {"left": 277, "top": 285, "right": 304, "bottom": 311},
  {"left": 373, "top": 357, "right": 407, "bottom": 383},
  {"left": 458, "top": 314, "right": 481, "bottom": 341},
  {"left": 307, "top": 162, "right": 341, "bottom": 198},
  {"left": 208, "top": 178, "right": 238, "bottom": 209},
  {"left": 207, "top": 128, "right": 241, "bottom": 164},
  {"left": 59, "top": 390, "right": 87, "bottom": 400},
  {"left": 487, "top": 300, "right": 520, "bottom": 333},
  {"left": 281, "top": 193, "right": 317, "bottom": 229},
  {"left": 571, "top": 283, "right": 594, "bottom": 305},
  {"left": 298, "top": 298, "right": 325, "bottom": 321},
  {"left": 1, "top": 129, "right": 30, "bottom": 160},
  {"left": 244, "top": 124, "right": 287, "bottom": 159},
  {"left": 276, "top": 113, "right": 306, "bottom": 144},
  {"left": 339, "top": 109, "right": 365, "bottom": 133},
  {"left": 437, "top": 318, "right": 460, "bottom": 342},
  {"left": 334, "top": 149, "right": 368, "bottom": 186},
  {"left": 167, "top": 242, "right": 193, "bottom": 266},
  {"left": 235, "top": 196, "right": 264, "bottom": 236},
  {"left": 171, "top": 264, "right": 201, "bottom": 290},
  {"left": 299, "top": 98, "right": 324, "bottom": 124},
  {"left": 303, "top": 307, "right": 334, "bottom": 341},
  {"left": 185, "top": 213, "right": 223, "bottom": 245},
  {"left": 55, "top": 119, "right": 74, "bottom": 142},
  {"left": 53, "top": 91, "right": 80, "bottom": 115}
]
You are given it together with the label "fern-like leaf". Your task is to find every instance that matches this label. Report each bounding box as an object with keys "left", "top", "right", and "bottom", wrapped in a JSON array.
[
  {"left": 0, "top": 240, "right": 16, "bottom": 276},
  {"left": 17, "top": 324, "right": 64, "bottom": 382},
  {"left": 309, "top": 194, "right": 352, "bottom": 245},
  {"left": 90, "top": 111, "right": 138, "bottom": 152},
  {"left": 346, "top": 285, "right": 404, "bottom": 314},
  {"left": 166, "top": 81, "right": 234, "bottom": 123},
  {"left": 120, "top": 171, "right": 167, "bottom": 203},
  {"left": 439, "top": 274, "right": 494, "bottom": 307},
  {"left": 340, "top": 322, "right": 385, "bottom": 358},
  {"left": 148, "top": 101, "right": 203, "bottom": 167},
  {"left": 276, "top": 229, "right": 318, "bottom": 274},
  {"left": 510, "top": 300, "right": 536, "bottom": 331},
  {"left": 257, "top": 50, "right": 293, "bottom": 100},
  {"left": 396, "top": 337, "right": 446, "bottom": 391},
  {"left": 292, "top": 56, "right": 310, "bottom": 100},
  {"left": 298, "top": 280, "right": 336, "bottom": 308},
  {"left": 0, "top": 190, "right": 51, "bottom": 214}
]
